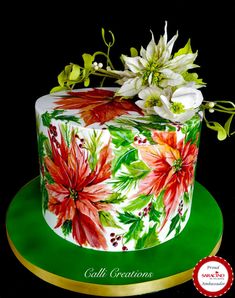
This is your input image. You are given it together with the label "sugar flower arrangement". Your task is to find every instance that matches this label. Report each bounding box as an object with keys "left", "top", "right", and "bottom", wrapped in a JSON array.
[{"left": 51, "top": 22, "right": 234, "bottom": 140}]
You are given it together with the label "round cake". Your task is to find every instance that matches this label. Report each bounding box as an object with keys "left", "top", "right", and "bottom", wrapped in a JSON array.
[{"left": 35, "top": 87, "right": 202, "bottom": 251}]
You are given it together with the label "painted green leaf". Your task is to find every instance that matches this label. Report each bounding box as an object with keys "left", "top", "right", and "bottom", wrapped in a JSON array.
[
  {"left": 174, "top": 39, "right": 193, "bottom": 57},
  {"left": 182, "top": 114, "right": 202, "bottom": 144},
  {"left": 41, "top": 111, "right": 52, "bottom": 127},
  {"left": 41, "top": 110, "right": 81, "bottom": 128},
  {"left": 41, "top": 180, "right": 49, "bottom": 213},
  {"left": 62, "top": 220, "right": 72, "bottom": 236},
  {"left": 125, "top": 160, "right": 150, "bottom": 177},
  {"left": 118, "top": 212, "right": 139, "bottom": 224},
  {"left": 85, "top": 130, "right": 102, "bottom": 171},
  {"left": 113, "top": 148, "right": 138, "bottom": 174},
  {"left": 37, "top": 132, "right": 47, "bottom": 162},
  {"left": 55, "top": 114, "right": 81, "bottom": 124},
  {"left": 44, "top": 171, "right": 54, "bottom": 184},
  {"left": 99, "top": 211, "right": 121, "bottom": 229},
  {"left": 124, "top": 219, "right": 144, "bottom": 243},
  {"left": 124, "top": 194, "right": 152, "bottom": 212},
  {"left": 103, "top": 193, "right": 127, "bottom": 204},
  {"left": 155, "top": 190, "right": 165, "bottom": 210},
  {"left": 166, "top": 213, "right": 180, "bottom": 237},
  {"left": 183, "top": 192, "right": 190, "bottom": 203},
  {"left": 175, "top": 223, "right": 181, "bottom": 236},
  {"left": 112, "top": 160, "right": 150, "bottom": 191},
  {"left": 108, "top": 125, "right": 135, "bottom": 148},
  {"left": 136, "top": 224, "right": 160, "bottom": 249},
  {"left": 181, "top": 209, "right": 188, "bottom": 222}
]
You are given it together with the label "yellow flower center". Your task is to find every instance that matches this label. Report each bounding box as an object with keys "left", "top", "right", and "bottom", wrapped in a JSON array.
[
  {"left": 170, "top": 102, "right": 185, "bottom": 114},
  {"left": 143, "top": 61, "right": 160, "bottom": 85},
  {"left": 69, "top": 188, "right": 78, "bottom": 201},
  {"left": 144, "top": 95, "right": 162, "bottom": 108},
  {"left": 173, "top": 158, "right": 182, "bottom": 172}
]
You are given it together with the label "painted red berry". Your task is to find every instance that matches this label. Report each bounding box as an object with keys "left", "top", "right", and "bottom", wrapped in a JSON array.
[
  {"left": 134, "top": 136, "right": 138, "bottom": 141},
  {"left": 116, "top": 235, "right": 121, "bottom": 241},
  {"left": 143, "top": 138, "right": 147, "bottom": 143},
  {"left": 110, "top": 238, "right": 116, "bottom": 243},
  {"left": 113, "top": 242, "right": 118, "bottom": 247},
  {"left": 122, "top": 246, "right": 128, "bottom": 251},
  {"left": 110, "top": 233, "right": 115, "bottom": 237}
]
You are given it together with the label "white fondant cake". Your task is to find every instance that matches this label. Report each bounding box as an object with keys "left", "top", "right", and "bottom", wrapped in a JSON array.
[{"left": 35, "top": 87, "right": 202, "bottom": 251}]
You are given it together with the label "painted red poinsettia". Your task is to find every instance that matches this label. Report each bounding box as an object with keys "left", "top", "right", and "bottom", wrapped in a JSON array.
[
  {"left": 54, "top": 88, "right": 143, "bottom": 126},
  {"left": 44, "top": 128, "right": 112, "bottom": 249},
  {"left": 134, "top": 131, "right": 198, "bottom": 230}
]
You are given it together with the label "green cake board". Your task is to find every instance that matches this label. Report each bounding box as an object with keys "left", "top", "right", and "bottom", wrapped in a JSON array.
[{"left": 6, "top": 177, "right": 223, "bottom": 296}]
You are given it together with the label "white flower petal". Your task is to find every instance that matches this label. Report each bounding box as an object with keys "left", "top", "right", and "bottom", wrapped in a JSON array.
[
  {"left": 139, "top": 86, "right": 162, "bottom": 100},
  {"left": 172, "top": 87, "right": 203, "bottom": 108},
  {"left": 123, "top": 55, "right": 147, "bottom": 73},
  {"left": 117, "top": 77, "right": 142, "bottom": 97},
  {"left": 164, "top": 52, "right": 198, "bottom": 73},
  {"left": 159, "top": 69, "right": 185, "bottom": 87},
  {"left": 140, "top": 46, "right": 147, "bottom": 60},
  {"left": 146, "top": 31, "right": 157, "bottom": 61}
]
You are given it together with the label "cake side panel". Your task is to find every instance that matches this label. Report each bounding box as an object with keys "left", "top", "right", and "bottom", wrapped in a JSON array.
[{"left": 35, "top": 90, "right": 202, "bottom": 252}]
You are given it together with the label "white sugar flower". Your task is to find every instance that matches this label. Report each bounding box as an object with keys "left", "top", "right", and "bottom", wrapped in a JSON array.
[
  {"left": 154, "top": 87, "right": 203, "bottom": 122},
  {"left": 114, "top": 21, "right": 201, "bottom": 97},
  {"left": 135, "top": 86, "right": 170, "bottom": 114}
]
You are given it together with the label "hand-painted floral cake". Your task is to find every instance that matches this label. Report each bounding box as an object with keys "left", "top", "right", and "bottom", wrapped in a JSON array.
[
  {"left": 35, "top": 22, "right": 234, "bottom": 252},
  {"left": 35, "top": 87, "right": 202, "bottom": 251}
]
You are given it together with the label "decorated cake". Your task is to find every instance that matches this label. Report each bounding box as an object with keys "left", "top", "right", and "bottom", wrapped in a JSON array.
[{"left": 35, "top": 22, "right": 234, "bottom": 252}]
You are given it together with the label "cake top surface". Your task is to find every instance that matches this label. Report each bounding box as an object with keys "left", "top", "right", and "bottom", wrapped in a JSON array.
[{"left": 36, "top": 87, "right": 204, "bottom": 130}]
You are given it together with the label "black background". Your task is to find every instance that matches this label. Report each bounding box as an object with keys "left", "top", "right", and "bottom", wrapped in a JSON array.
[{"left": 1, "top": 1, "right": 235, "bottom": 297}]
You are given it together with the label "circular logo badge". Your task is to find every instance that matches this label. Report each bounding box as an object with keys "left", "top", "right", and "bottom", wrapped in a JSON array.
[{"left": 193, "top": 256, "right": 234, "bottom": 297}]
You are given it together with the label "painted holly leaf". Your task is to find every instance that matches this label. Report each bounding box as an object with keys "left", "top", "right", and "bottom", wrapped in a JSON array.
[
  {"left": 42, "top": 110, "right": 81, "bottom": 128},
  {"left": 181, "top": 114, "right": 201, "bottom": 144},
  {"left": 108, "top": 125, "right": 136, "bottom": 148},
  {"left": 112, "top": 148, "right": 138, "bottom": 174},
  {"left": 136, "top": 224, "right": 160, "bottom": 249},
  {"left": 62, "top": 220, "right": 72, "bottom": 236},
  {"left": 124, "top": 219, "right": 144, "bottom": 243},
  {"left": 118, "top": 211, "right": 139, "bottom": 224},
  {"left": 149, "top": 204, "right": 162, "bottom": 224},
  {"left": 124, "top": 194, "right": 152, "bottom": 212},
  {"left": 99, "top": 211, "right": 122, "bottom": 229},
  {"left": 54, "top": 89, "right": 143, "bottom": 126},
  {"left": 166, "top": 213, "right": 180, "bottom": 237}
]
